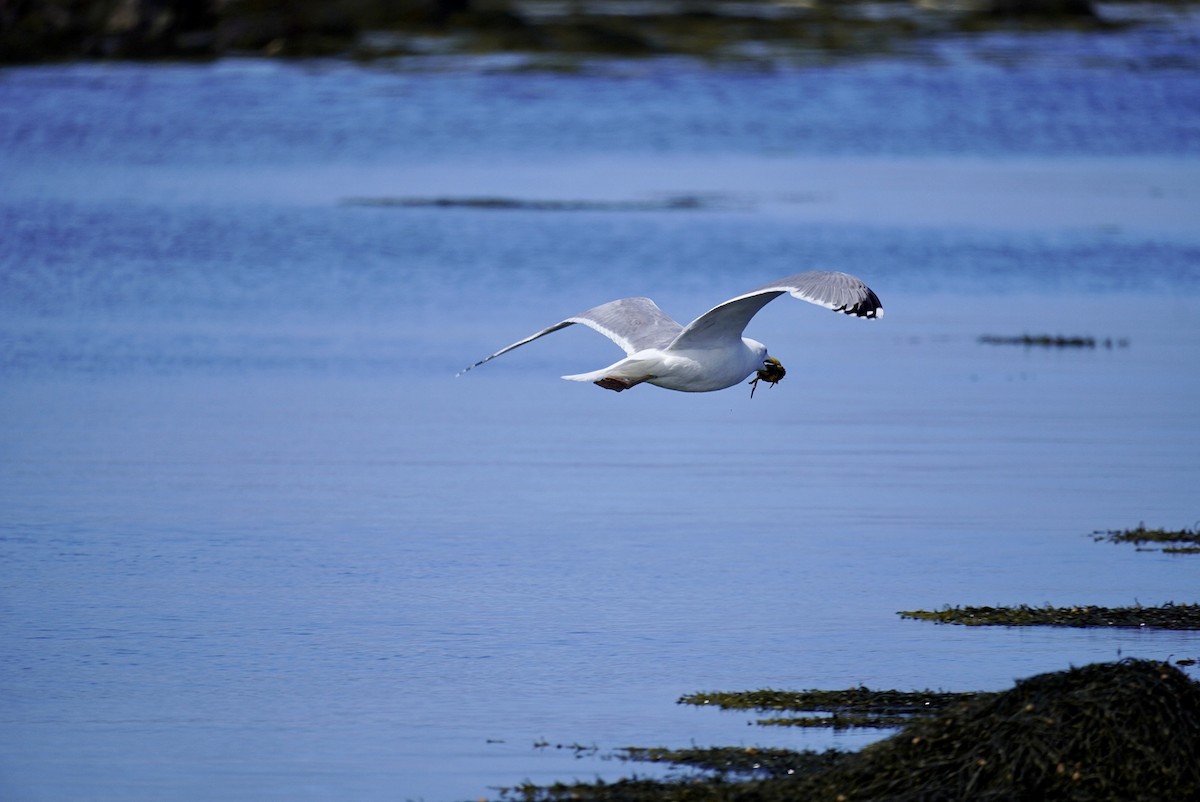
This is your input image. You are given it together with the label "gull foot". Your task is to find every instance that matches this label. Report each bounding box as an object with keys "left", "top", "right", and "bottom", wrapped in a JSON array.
[
  {"left": 594, "top": 375, "right": 654, "bottom": 392},
  {"left": 595, "top": 376, "right": 634, "bottom": 392}
]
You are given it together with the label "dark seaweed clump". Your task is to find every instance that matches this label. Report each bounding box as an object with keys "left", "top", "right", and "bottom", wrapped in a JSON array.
[
  {"left": 619, "top": 746, "right": 849, "bottom": 779},
  {"left": 1093, "top": 523, "right": 1200, "bottom": 554},
  {"left": 977, "top": 334, "right": 1128, "bottom": 348},
  {"left": 496, "top": 660, "right": 1200, "bottom": 802},
  {"left": 678, "top": 687, "right": 976, "bottom": 730},
  {"left": 803, "top": 659, "right": 1200, "bottom": 802},
  {"left": 341, "top": 195, "right": 718, "bottom": 212},
  {"left": 898, "top": 602, "right": 1200, "bottom": 629}
]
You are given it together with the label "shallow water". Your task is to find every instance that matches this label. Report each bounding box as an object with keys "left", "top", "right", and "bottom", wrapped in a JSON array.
[{"left": 3, "top": 23, "right": 1200, "bottom": 802}]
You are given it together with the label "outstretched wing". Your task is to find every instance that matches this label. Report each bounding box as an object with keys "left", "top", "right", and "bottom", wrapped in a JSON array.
[
  {"left": 458, "top": 297, "right": 683, "bottom": 376},
  {"left": 668, "top": 271, "right": 883, "bottom": 351}
]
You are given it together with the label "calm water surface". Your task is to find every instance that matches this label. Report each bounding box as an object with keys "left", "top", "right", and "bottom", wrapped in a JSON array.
[{"left": 2, "top": 21, "right": 1200, "bottom": 801}]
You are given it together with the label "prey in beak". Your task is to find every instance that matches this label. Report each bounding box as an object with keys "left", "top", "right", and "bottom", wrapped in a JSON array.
[{"left": 749, "top": 356, "right": 786, "bottom": 398}]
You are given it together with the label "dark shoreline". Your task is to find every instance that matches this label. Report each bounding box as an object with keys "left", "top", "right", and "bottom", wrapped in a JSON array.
[{"left": 1, "top": 0, "right": 1126, "bottom": 67}]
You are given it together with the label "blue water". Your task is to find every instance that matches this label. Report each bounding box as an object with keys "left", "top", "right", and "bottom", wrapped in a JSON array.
[{"left": 3, "top": 20, "right": 1200, "bottom": 801}]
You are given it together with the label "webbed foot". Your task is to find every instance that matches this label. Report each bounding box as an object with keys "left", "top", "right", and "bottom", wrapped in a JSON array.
[
  {"left": 594, "top": 375, "right": 653, "bottom": 392},
  {"left": 595, "top": 377, "right": 633, "bottom": 392}
]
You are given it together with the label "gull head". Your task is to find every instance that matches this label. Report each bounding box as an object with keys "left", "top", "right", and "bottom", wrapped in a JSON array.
[{"left": 749, "top": 356, "right": 786, "bottom": 398}]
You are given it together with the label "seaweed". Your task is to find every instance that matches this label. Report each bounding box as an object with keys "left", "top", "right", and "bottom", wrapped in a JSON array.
[
  {"left": 898, "top": 602, "right": 1200, "bottom": 629},
  {"left": 494, "top": 660, "right": 1200, "bottom": 802},
  {"left": 1093, "top": 523, "right": 1200, "bottom": 553},
  {"left": 617, "top": 746, "right": 849, "bottom": 778},
  {"left": 803, "top": 659, "right": 1200, "bottom": 802},
  {"left": 754, "top": 714, "right": 914, "bottom": 729},
  {"left": 977, "top": 334, "right": 1128, "bottom": 348},
  {"left": 340, "top": 195, "right": 720, "bottom": 211},
  {"left": 678, "top": 687, "right": 975, "bottom": 730},
  {"left": 679, "top": 687, "right": 972, "bottom": 713}
]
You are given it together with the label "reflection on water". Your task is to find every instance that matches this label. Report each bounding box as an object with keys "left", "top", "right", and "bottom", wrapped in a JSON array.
[{"left": 2, "top": 26, "right": 1200, "bottom": 802}]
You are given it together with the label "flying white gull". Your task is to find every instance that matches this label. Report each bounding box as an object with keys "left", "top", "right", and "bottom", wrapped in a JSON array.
[{"left": 459, "top": 271, "right": 882, "bottom": 396}]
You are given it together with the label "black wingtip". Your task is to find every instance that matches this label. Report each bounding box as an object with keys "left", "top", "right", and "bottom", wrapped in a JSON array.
[{"left": 835, "top": 288, "right": 884, "bottom": 319}]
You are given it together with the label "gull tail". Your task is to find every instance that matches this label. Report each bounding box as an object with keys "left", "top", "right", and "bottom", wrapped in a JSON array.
[
  {"left": 561, "top": 367, "right": 610, "bottom": 383},
  {"left": 561, "top": 356, "right": 659, "bottom": 391}
]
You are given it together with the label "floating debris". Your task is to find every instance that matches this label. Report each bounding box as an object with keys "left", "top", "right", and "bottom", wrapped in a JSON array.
[
  {"left": 494, "top": 660, "right": 1200, "bottom": 802},
  {"left": 1093, "top": 523, "right": 1200, "bottom": 554},
  {"left": 340, "top": 194, "right": 724, "bottom": 212},
  {"left": 898, "top": 602, "right": 1200, "bottom": 629},
  {"left": 977, "top": 334, "right": 1128, "bottom": 348}
]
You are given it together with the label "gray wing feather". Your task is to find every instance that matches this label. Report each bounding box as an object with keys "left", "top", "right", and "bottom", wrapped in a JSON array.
[
  {"left": 668, "top": 271, "right": 882, "bottom": 351},
  {"left": 458, "top": 297, "right": 683, "bottom": 376},
  {"left": 755, "top": 271, "right": 884, "bottom": 318}
]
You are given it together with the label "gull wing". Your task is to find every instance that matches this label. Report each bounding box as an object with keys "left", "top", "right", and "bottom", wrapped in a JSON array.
[
  {"left": 668, "top": 271, "right": 883, "bottom": 351},
  {"left": 458, "top": 296, "right": 683, "bottom": 376}
]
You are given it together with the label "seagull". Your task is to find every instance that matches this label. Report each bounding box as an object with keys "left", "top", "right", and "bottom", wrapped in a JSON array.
[{"left": 459, "top": 271, "right": 882, "bottom": 396}]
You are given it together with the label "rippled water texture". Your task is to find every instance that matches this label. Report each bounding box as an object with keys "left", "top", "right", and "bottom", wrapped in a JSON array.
[{"left": 2, "top": 19, "right": 1200, "bottom": 801}]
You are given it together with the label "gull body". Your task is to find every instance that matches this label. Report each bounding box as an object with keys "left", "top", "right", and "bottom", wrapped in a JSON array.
[
  {"left": 459, "top": 270, "right": 882, "bottom": 394},
  {"left": 561, "top": 341, "right": 767, "bottom": 393}
]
